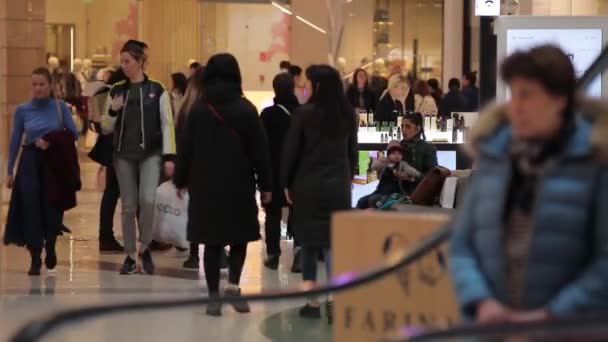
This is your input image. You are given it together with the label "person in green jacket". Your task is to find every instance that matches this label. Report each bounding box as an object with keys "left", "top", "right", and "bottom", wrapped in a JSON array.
[{"left": 399, "top": 112, "right": 438, "bottom": 194}]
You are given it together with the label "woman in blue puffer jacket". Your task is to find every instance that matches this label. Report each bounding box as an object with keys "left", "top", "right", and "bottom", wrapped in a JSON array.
[{"left": 449, "top": 45, "right": 608, "bottom": 324}]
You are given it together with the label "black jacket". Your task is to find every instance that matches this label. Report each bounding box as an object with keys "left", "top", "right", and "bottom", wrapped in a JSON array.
[
  {"left": 101, "top": 75, "right": 176, "bottom": 156},
  {"left": 439, "top": 90, "right": 468, "bottom": 119},
  {"left": 281, "top": 104, "right": 358, "bottom": 248},
  {"left": 346, "top": 85, "right": 376, "bottom": 112},
  {"left": 174, "top": 80, "right": 272, "bottom": 245},
  {"left": 370, "top": 75, "right": 388, "bottom": 101},
  {"left": 461, "top": 85, "right": 480, "bottom": 112},
  {"left": 375, "top": 91, "right": 415, "bottom": 123},
  {"left": 260, "top": 95, "right": 299, "bottom": 208}
]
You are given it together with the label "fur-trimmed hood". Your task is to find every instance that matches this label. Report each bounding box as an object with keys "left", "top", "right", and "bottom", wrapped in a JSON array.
[{"left": 464, "top": 96, "right": 608, "bottom": 161}]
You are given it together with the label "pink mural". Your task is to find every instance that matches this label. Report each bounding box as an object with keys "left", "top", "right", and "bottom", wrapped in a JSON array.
[
  {"left": 259, "top": 13, "right": 291, "bottom": 63},
  {"left": 112, "top": 0, "right": 139, "bottom": 59}
]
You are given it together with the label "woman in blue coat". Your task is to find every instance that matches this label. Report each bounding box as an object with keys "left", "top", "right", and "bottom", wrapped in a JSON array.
[
  {"left": 4, "top": 67, "right": 79, "bottom": 275},
  {"left": 449, "top": 45, "right": 608, "bottom": 324}
]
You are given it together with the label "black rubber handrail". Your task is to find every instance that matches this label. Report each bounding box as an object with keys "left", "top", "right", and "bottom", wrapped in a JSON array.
[
  {"left": 405, "top": 314, "right": 608, "bottom": 341},
  {"left": 10, "top": 225, "right": 451, "bottom": 342}
]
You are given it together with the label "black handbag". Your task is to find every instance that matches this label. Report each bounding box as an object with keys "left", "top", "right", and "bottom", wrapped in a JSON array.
[{"left": 88, "top": 134, "right": 114, "bottom": 167}]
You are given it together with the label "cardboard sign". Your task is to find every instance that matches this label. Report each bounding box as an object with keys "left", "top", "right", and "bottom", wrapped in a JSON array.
[{"left": 332, "top": 211, "right": 460, "bottom": 341}]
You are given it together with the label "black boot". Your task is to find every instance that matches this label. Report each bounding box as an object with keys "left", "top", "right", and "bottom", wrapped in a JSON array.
[
  {"left": 264, "top": 255, "right": 280, "bottom": 270},
  {"left": 99, "top": 237, "right": 124, "bottom": 253},
  {"left": 326, "top": 301, "right": 333, "bottom": 325},
  {"left": 45, "top": 236, "right": 57, "bottom": 271},
  {"left": 220, "top": 249, "right": 229, "bottom": 270},
  {"left": 28, "top": 247, "right": 43, "bottom": 276},
  {"left": 183, "top": 243, "right": 199, "bottom": 269},
  {"left": 291, "top": 248, "right": 302, "bottom": 274}
]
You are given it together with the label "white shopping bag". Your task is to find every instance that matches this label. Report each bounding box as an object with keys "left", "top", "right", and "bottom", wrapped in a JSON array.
[
  {"left": 153, "top": 181, "right": 189, "bottom": 249},
  {"left": 439, "top": 176, "right": 459, "bottom": 209}
]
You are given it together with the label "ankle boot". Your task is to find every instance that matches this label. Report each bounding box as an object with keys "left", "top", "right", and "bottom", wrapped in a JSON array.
[
  {"left": 45, "top": 237, "right": 57, "bottom": 270},
  {"left": 28, "top": 247, "right": 43, "bottom": 276}
]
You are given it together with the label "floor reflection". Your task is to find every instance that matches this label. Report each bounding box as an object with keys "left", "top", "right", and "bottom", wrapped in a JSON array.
[{"left": 259, "top": 306, "right": 332, "bottom": 342}]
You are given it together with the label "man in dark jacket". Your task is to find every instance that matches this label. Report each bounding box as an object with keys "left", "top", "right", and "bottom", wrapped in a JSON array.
[
  {"left": 439, "top": 78, "right": 468, "bottom": 119},
  {"left": 260, "top": 73, "right": 301, "bottom": 272},
  {"left": 462, "top": 71, "right": 480, "bottom": 112}
]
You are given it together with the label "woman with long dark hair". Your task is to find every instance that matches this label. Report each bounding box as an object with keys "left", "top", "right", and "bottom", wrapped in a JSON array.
[
  {"left": 174, "top": 53, "right": 272, "bottom": 316},
  {"left": 346, "top": 68, "right": 375, "bottom": 113},
  {"left": 170, "top": 72, "right": 188, "bottom": 116},
  {"left": 101, "top": 40, "right": 176, "bottom": 275},
  {"left": 281, "top": 65, "right": 357, "bottom": 323},
  {"left": 4, "top": 67, "right": 79, "bottom": 275}
]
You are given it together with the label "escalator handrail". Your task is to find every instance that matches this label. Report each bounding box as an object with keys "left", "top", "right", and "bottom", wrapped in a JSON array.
[
  {"left": 408, "top": 314, "right": 608, "bottom": 341},
  {"left": 10, "top": 225, "right": 451, "bottom": 342}
]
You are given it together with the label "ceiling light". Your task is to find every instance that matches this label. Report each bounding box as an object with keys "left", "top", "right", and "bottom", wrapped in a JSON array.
[
  {"left": 271, "top": 1, "right": 292, "bottom": 15},
  {"left": 296, "top": 15, "right": 327, "bottom": 34}
]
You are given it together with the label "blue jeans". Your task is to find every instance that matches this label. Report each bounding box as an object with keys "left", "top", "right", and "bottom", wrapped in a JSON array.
[{"left": 301, "top": 247, "right": 331, "bottom": 282}]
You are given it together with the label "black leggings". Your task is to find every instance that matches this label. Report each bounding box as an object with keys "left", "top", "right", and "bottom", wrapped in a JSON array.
[{"left": 204, "top": 243, "right": 248, "bottom": 293}]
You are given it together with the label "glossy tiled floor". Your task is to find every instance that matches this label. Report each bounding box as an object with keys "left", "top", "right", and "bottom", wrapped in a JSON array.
[{"left": 0, "top": 151, "right": 333, "bottom": 342}]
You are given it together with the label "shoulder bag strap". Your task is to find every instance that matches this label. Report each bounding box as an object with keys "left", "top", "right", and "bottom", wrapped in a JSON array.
[
  {"left": 208, "top": 103, "right": 241, "bottom": 143},
  {"left": 276, "top": 104, "right": 291, "bottom": 117},
  {"left": 55, "top": 98, "right": 65, "bottom": 129}
]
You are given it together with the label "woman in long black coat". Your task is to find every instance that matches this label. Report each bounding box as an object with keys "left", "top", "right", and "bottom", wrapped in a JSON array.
[
  {"left": 174, "top": 53, "right": 272, "bottom": 317},
  {"left": 281, "top": 65, "right": 357, "bottom": 322}
]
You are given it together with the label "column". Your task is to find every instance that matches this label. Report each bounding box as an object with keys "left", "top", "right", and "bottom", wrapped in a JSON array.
[
  {"left": 442, "top": 0, "right": 464, "bottom": 89},
  {"left": 290, "top": 0, "right": 331, "bottom": 66},
  {"left": 0, "top": 0, "right": 47, "bottom": 182},
  {"left": 139, "top": 0, "right": 203, "bottom": 86}
]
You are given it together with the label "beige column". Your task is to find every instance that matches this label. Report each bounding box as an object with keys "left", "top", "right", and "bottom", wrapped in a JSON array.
[
  {"left": 0, "top": 0, "right": 47, "bottom": 182},
  {"left": 442, "top": 0, "right": 464, "bottom": 89},
  {"left": 139, "top": 0, "right": 203, "bottom": 86},
  {"left": 290, "top": 0, "right": 331, "bottom": 67}
]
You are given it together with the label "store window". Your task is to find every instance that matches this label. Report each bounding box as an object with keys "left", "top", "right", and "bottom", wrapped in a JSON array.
[
  {"left": 339, "top": 0, "right": 443, "bottom": 82},
  {"left": 46, "top": 24, "right": 75, "bottom": 70}
]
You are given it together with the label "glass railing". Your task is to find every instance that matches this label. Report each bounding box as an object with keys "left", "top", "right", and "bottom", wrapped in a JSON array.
[{"left": 7, "top": 43, "right": 608, "bottom": 342}]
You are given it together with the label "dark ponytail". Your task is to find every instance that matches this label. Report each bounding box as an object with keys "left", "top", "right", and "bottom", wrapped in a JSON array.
[{"left": 403, "top": 112, "right": 426, "bottom": 141}]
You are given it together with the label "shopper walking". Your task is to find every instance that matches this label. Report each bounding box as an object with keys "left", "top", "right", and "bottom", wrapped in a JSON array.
[
  {"left": 450, "top": 45, "right": 608, "bottom": 323},
  {"left": 4, "top": 67, "right": 79, "bottom": 275},
  {"left": 281, "top": 65, "right": 357, "bottom": 323},
  {"left": 87, "top": 68, "right": 127, "bottom": 253},
  {"left": 174, "top": 53, "right": 272, "bottom": 316},
  {"left": 346, "top": 68, "right": 376, "bottom": 113},
  {"left": 414, "top": 80, "right": 438, "bottom": 115},
  {"left": 461, "top": 71, "right": 480, "bottom": 112},
  {"left": 101, "top": 40, "right": 176, "bottom": 275},
  {"left": 260, "top": 73, "right": 300, "bottom": 271},
  {"left": 170, "top": 72, "right": 188, "bottom": 116},
  {"left": 427, "top": 78, "right": 443, "bottom": 109},
  {"left": 439, "top": 78, "right": 468, "bottom": 119}
]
